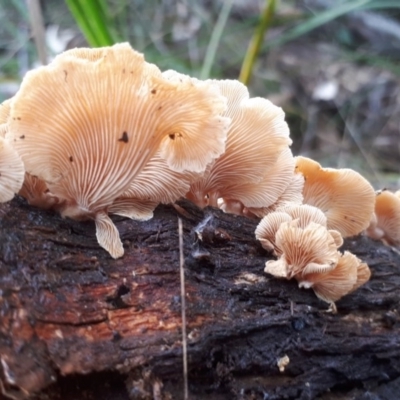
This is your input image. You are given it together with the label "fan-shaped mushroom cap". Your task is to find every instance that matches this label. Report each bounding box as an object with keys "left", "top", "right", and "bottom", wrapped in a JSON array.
[
  {"left": 256, "top": 204, "right": 340, "bottom": 257},
  {"left": 297, "top": 251, "right": 370, "bottom": 304},
  {"left": 366, "top": 189, "right": 400, "bottom": 246},
  {"left": 246, "top": 171, "right": 304, "bottom": 218},
  {"left": 186, "top": 79, "right": 291, "bottom": 208},
  {"left": 7, "top": 43, "right": 230, "bottom": 258},
  {"left": 0, "top": 136, "right": 25, "bottom": 202},
  {"left": 255, "top": 211, "right": 292, "bottom": 254},
  {"left": 278, "top": 204, "right": 327, "bottom": 228},
  {"left": 265, "top": 220, "right": 340, "bottom": 279},
  {"left": 220, "top": 147, "right": 296, "bottom": 212},
  {"left": 295, "top": 156, "right": 375, "bottom": 237}
]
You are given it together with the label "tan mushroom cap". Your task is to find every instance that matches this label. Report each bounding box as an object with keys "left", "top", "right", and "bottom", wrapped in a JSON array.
[
  {"left": 18, "top": 173, "right": 61, "bottom": 210},
  {"left": 0, "top": 98, "right": 12, "bottom": 138},
  {"left": 255, "top": 211, "right": 292, "bottom": 255},
  {"left": 366, "top": 189, "right": 400, "bottom": 246},
  {"left": 256, "top": 204, "right": 340, "bottom": 257},
  {"left": 221, "top": 147, "right": 295, "bottom": 210},
  {"left": 278, "top": 204, "right": 327, "bottom": 228},
  {"left": 186, "top": 79, "right": 291, "bottom": 208},
  {"left": 0, "top": 98, "right": 11, "bottom": 126},
  {"left": 7, "top": 43, "right": 229, "bottom": 258},
  {"left": 297, "top": 251, "right": 370, "bottom": 304},
  {"left": 108, "top": 197, "right": 158, "bottom": 221},
  {"left": 0, "top": 136, "right": 25, "bottom": 202},
  {"left": 265, "top": 220, "right": 340, "bottom": 279},
  {"left": 295, "top": 156, "right": 375, "bottom": 237},
  {"left": 246, "top": 171, "right": 304, "bottom": 218}
]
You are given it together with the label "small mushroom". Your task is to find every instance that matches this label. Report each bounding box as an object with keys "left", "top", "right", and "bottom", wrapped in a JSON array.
[
  {"left": 7, "top": 43, "right": 230, "bottom": 258},
  {"left": 255, "top": 211, "right": 292, "bottom": 255},
  {"left": 0, "top": 136, "right": 25, "bottom": 203},
  {"left": 255, "top": 204, "right": 335, "bottom": 256},
  {"left": 186, "top": 79, "right": 291, "bottom": 208},
  {"left": 297, "top": 251, "right": 371, "bottom": 311},
  {"left": 295, "top": 156, "right": 375, "bottom": 237},
  {"left": 265, "top": 220, "right": 340, "bottom": 279},
  {"left": 366, "top": 189, "right": 400, "bottom": 246}
]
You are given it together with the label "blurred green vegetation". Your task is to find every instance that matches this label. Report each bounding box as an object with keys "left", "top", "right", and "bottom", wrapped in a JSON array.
[{"left": 0, "top": 0, "right": 399, "bottom": 186}]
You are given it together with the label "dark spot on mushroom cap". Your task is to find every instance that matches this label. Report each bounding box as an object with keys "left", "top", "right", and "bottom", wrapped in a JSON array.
[
  {"left": 169, "top": 132, "right": 183, "bottom": 140},
  {"left": 151, "top": 89, "right": 156, "bottom": 94},
  {"left": 118, "top": 132, "right": 129, "bottom": 143},
  {"left": 19, "top": 135, "right": 25, "bottom": 139},
  {"left": 69, "top": 156, "right": 73, "bottom": 162}
]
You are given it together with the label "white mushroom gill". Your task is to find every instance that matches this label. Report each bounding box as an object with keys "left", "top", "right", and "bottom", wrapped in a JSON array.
[
  {"left": 0, "top": 136, "right": 25, "bottom": 203},
  {"left": 6, "top": 43, "right": 230, "bottom": 258},
  {"left": 186, "top": 79, "right": 292, "bottom": 209}
]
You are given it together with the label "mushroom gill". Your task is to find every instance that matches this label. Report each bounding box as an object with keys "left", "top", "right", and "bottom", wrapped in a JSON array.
[
  {"left": 297, "top": 251, "right": 371, "bottom": 312},
  {"left": 6, "top": 43, "right": 230, "bottom": 258},
  {"left": 0, "top": 136, "right": 25, "bottom": 203},
  {"left": 264, "top": 220, "right": 340, "bottom": 280},
  {"left": 186, "top": 79, "right": 292, "bottom": 209}
]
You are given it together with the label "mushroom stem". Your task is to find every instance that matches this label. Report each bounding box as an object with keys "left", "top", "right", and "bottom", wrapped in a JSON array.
[{"left": 95, "top": 211, "right": 124, "bottom": 259}]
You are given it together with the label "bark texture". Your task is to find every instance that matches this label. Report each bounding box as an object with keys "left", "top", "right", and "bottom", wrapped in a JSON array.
[{"left": 0, "top": 197, "right": 400, "bottom": 400}]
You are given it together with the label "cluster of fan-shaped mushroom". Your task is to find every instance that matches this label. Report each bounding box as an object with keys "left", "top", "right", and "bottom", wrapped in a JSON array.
[{"left": 1, "top": 43, "right": 399, "bottom": 311}]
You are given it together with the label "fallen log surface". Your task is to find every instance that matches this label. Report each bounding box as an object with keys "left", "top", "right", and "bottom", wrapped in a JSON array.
[{"left": 0, "top": 197, "right": 400, "bottom": 400}]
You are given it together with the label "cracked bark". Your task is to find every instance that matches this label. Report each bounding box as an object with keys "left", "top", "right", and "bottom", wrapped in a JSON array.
[{"left": 0, "top": 196, "right": 400, "bottom": 400}]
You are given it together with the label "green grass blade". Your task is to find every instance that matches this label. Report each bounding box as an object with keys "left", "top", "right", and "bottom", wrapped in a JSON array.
[
  {"left": 239, "top": 0, "right": 277, "bottom": 85},
  {"left": 66, "top": 0, "right": 115, "bottom": 47},
  {"left": 200, "top": 0, "right": 235, "bottom": 79}
]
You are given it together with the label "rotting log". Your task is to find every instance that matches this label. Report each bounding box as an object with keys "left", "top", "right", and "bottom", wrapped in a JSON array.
[{"left": 1, "top": 197, "right": 400, "bottom": 400}]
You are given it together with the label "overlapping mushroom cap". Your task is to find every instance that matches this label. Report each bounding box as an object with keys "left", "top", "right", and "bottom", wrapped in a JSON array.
[
  {"left": 264, "top": 220, "right": 340, "bottom": 279},
  {"left": 295, "top": 156, "right": 375, "bottom": 237},
  {"left": 255, "top": 204, "right": 329, "bottom": 255},
  {"left": 297, "top": 251, "right": 371, "bottom": 309},
  {"left": 0, "top": 99, "right": 24, "bottom": 203},
  {"left": 186, "top": 79, "right": 292, "bottom": 209},
  {"left": 366, "top": 189, "right": 400, "bottom": 246},
  {"left": 257, "top": 203, "right": 371, "bottom": 310},
  {"left": 6, "top": 43, "right": 230, "bottom": 258},
  {"left": 0, "top": 136, "right": 25, "bottom": 203}
]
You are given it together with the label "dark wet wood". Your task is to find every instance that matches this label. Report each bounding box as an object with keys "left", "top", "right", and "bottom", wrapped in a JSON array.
[{"left": 1, "top": 197, "right": 400, "bottom": 400}]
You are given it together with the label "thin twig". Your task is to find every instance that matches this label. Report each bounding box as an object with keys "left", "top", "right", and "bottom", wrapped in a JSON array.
[
  {"left": 178, "top": 217, "right": 189, "bottom": 400},
  {"left": 26, "top": 0, "right": 47, "bottom": 65}
]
